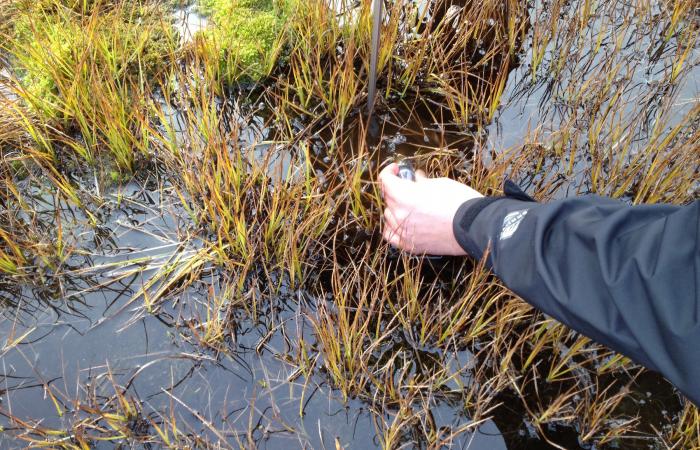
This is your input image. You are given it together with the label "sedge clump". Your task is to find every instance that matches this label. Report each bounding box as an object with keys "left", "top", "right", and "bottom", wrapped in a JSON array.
[{"left": 4, "top": 0, "right": 178, "bottom": 170}]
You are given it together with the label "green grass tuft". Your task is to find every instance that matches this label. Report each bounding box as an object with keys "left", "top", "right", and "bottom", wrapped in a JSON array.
[{"left": 4, "top": 0, "right": 178, "bottom": 170}]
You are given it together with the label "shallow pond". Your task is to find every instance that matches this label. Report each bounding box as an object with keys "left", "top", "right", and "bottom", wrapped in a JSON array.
[
  {"left": 0, "top": 108, "right": 687, "bottom": 449},
  {"left": 1, "top": 0, "right": 699, "bottom": 448},
  {"left": 0, "top": 166, "right": 513, "bottom": 448}
]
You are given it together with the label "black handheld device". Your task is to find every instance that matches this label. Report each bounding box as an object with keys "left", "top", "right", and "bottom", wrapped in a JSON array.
[{"left": 397, "top": 160, "right": 416, "bottom": 181}]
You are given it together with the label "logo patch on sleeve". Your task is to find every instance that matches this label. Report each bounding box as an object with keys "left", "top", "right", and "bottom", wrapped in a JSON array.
[{"left": 500, "top": 210, "right": 528, "bottom": 240}]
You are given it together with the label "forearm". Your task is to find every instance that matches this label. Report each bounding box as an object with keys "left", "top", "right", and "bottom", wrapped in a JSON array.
[{"left": 453, "top": 187, "right": 700, "bottom": 405}]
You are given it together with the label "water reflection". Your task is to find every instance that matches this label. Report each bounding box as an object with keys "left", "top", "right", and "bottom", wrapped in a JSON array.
[
  {"left": 173, "top": 5, "right": 209, "bottom": 45},
  {"left": 0, "top": 173, "right": 511, "bottom": 447}
]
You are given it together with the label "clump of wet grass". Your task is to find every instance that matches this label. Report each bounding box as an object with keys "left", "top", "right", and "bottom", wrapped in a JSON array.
[
  {"left": 153, "top": 82, "right": 333, "bottom": 287},
  {"left": 0, "top": 147, "right": 79, "bottom": 276},
  {"left": 0, "top": 173, "right": 30, "bottom": 275},
  {"left": 497, "top": 0, "right": 700, "bottom": 203},
  {"left": 0, "top": 367, "right": 159, "bottom": 448},
  {"left": 277, "top": 0, "right": 527, "bottom": 125},
  {"left": 3, "top": 0, "right": 178, "bottom": 171}
]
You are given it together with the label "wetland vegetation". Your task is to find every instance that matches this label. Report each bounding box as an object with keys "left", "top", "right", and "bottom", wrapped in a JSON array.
[{"left": 0, "top": 0, "right": 699, "bottom": 447}]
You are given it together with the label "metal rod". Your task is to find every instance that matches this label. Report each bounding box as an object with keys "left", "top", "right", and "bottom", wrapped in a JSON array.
[{"left": 366, "top": 0, "right": 383, "bottom": 115}]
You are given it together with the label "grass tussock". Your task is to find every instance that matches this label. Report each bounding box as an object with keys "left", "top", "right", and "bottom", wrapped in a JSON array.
[
  {"left": 278, "top": 0, "right": 528, "bottom": 125},
  {"left": 3, "top": 0, "right": 178, "bottom": 171}
]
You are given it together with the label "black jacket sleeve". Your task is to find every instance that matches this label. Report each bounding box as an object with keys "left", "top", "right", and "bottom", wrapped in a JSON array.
[{"left": 453, "top": 181, "right": 700, "bottom": 406}]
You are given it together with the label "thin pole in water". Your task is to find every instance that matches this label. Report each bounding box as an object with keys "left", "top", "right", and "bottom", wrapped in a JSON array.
[{"left": 366, "top": 0, "right": 383, "bottom": 115}]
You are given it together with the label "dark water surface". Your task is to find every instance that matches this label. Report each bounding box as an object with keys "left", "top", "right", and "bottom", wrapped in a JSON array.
[{"left": 0, "top": 174, "right": 511, "bottom": 448}]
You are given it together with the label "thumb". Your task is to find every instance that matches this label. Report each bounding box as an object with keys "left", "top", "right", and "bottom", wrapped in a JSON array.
[
  {"left": 379, "top": 162, "right": 399, "bottom": 182},
  {"left": 380, "top": 164, "right": 414, "bottom": 201},
  {"left": 415, "top": 169, "right": 427, "bottom": 181}
]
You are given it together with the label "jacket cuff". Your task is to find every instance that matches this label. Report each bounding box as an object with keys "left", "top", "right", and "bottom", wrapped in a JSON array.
[
  {"left": 452, "top": 180, "right": 537, "bottom": 258},
  {"left": 453, "top": 196, "right": 506, "bottom": 258}
]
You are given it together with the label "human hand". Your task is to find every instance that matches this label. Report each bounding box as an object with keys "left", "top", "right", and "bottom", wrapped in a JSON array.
[{"left": 379, "top": 163, "right": 484, "bottom": 255}]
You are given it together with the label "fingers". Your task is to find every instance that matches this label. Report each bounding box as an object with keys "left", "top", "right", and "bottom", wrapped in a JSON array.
[
  {"left": 383, "top": 206, "right": 401, "bottom": 237},
  {"left": 383, "top": 207, "right": 402, "bottom": 246},
  {"left": 382, "top": 221, "right": 417, "bottom": 252},
  {"left": 379, "top": 163, "right": 397, "bottom": 202},
  {"left": 383, "top": 207, "right": 416, "bottom": 252},
  {"left": 379, "top": 163, "right": 428, "bottom": 211},
  {"left": 380, "top": 164, "right": 424, "bottom": 253},
  {"left": 382, "top": 209, "right": 406, "bottom": 248},
  {"left": 384, "top": 208, "right": 400, "bottom": 231},
  {"left": 383, "top": 226, "right": 403, "bottom": 248},
  {"left": 378, "top": 163, "right": 399, "bottom": 184}
]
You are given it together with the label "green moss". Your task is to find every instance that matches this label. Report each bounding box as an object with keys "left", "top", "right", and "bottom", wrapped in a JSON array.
[
  {"left": 9, "top": 1, "right": 177, "bottom": 121},
  {"left": 9, "top": 160, "right": 30, "bottom": 181},
  {"left": 108, "top": 169, "right": 131, "bottom": 184},
  {"left": 11, "top": 17, "right": 82, "bottom": 118},
  {"left": 198, "top": 0, "right": 295, "bottom": 83}
]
